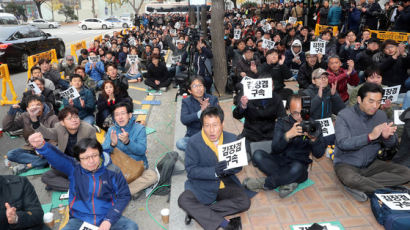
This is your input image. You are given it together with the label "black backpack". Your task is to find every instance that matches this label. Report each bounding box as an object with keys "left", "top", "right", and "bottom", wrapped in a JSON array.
[{"left": 153, "top": 151, "right": 184, "bottom": 195}]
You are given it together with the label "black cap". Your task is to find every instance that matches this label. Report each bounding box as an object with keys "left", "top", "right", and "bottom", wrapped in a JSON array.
[{"left": 244, "top": 46, "right": 255, "bottom": 52}]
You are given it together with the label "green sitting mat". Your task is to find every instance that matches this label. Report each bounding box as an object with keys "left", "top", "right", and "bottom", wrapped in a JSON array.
[
  {"left": 290, "top": 220, "right": 344, "bottom": 230},
  {"left": 146, "top": 127, "right": 156, "bottom": 135},
  {"left": 274, "top": 179, "right": 314, "bottom": 197},
  {"left": 231, "top": 106, "right": 245, "bottom": 123},
  {"left": 51, "top": 191, "right": 69, "bottom": 209},
  {"left": 41, "top": 203, "right": 52, "bottom": 213},
  {"left": 19, "top": 167, "right": 50, "bottom": 176},
  {"left": 5, "top": 132, "right": 18, "bottom": 139}
]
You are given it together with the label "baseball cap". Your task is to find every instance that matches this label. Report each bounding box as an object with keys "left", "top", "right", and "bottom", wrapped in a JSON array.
[
  {"left": 244, "top": 46, "right": 255, "bottom": 52},
  {"left": 312, "top": 68, "right": 329, "bottom": 79}
]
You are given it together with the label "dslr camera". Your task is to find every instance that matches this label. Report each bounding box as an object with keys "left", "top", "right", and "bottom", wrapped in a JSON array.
[{"left": 299, "top": 96, "right": 322, "bottom": 137}]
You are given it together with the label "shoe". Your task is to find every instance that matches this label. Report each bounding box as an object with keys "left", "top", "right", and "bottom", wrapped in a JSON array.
[
  {"left": 225, "top": 216, "right": 242, "bottom": 230},
  {"left": 278, "top": 182, "right": 298, "bottom": 198},
  {"left": 147, "top": 86, "right": 153, "bottom": 91},
  {"left": 172, "top": 81, "right": 178, "bottom": 88},
  {"left": 243, "top": 177, "right": 266, "bottom": 192},
  {"left": 131, "top": 190, "right": 144, "bottom": 200},
  {"left": 160, "top": 87, "right": 167, "bottom": 92},
  {"left": 12, "top": 164, "right": 28, "bottom": 175},
  {"left": 344, "top": 186, "right": 368, "bottom": 202},
  {"left": 184, "top": 214, "right": 193, "bottom": 225}
]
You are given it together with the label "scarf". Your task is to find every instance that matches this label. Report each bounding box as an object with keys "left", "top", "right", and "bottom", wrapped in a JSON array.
[{"left": 201, "top": 130, "right": 225, "bottom": 189}]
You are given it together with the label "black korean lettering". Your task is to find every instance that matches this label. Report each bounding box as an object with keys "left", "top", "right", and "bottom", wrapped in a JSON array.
[
  {"left": 246, "top": 81, "right": 252, "bottom": 89},
  {"left": 234, "top": 143, "right": 241, "bottom": 152},
  {"left": 385, "top": 89, "right": 392, "bottom": 96},
  {"left": 255, "top": 81, "right": 262, "bottom": 89},
  {"left": 261, "top": 80, "right": 268, "bottom": 88},
  {"left": 226, "top": 155, "right": 232, "bottom": 166},
  {"left": 251, "top": 89, "right": 258, "bottom": 97},
  {"left": 232, "top": 154, "right": 238, "bottom": 164},
  {"left": 392, "top": 88, "right": 397, "bottom": 94},
  {"left": 322, "top": 127, "right": 328, "bottom": 134},
  {"left": 382, "top": 195, "right": 394, "bottom": 202},
  {"left": 324, "top": 120, "right": 330, "bottom": 126},
  {"left": 258, "top": 89, "right": 265, "bottom": 96},
  {"left": 222, "top": 147, "right": 228, "bottom": 157}
]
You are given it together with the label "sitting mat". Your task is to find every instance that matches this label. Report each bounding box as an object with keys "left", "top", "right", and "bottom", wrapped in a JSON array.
[
  {"left": 19, "top": 167, "right": 50, "bottom": 176},
  {"left": 274, "top": 179, "right": 314, "bottom": 197}
]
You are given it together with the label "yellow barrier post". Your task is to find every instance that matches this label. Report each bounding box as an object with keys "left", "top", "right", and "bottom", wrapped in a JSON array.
[
  {"left": 70, "top": 40, "right": 86, "bottom": 61},
  {"left": 0, "top": 64, "right": 19, "bottom": 106},
  {"left": 94, "top": 35, "right": 102, "bottom": 43},
  {"left": 314, "top": 24, "right": 338, "bottom": 36},
  {"left": 27, "top": 49, "right": 58, "bottom": 80},
  {"left": 369, "top": 30, "right": 410, "bottom": 43}
]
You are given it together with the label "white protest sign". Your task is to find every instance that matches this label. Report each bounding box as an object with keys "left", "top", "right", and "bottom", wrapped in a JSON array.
[
  {"left": 79, "top": 222, "right": 99, "bottom": 230},
  {"left": 316, "top": 118, "right": 335, "bottom": 137},
  {"left": 234, "top": 29, "right": 241, "bottom": 40},
  {"left": 175, "top": 40, "right": 185, "bottom": 45},
  {"left": 260, "top": 19, "right": 266, "bottom": 25},
  {"left": 170, "top": 29, "right": 176, "bottom": 35},
  {"left": 128, "top": 38, "right": 136, "bottom": 46},
  {"left": 174, "top": 22, "right": 181, "bottom": 29},
  {"left": 376, "top": 193, "right": 410, "bottom": 210},
  {"left": 171, "top": 55, "right": 181, "bottom": 64},
  {"left": 240, "top": 76, "right": 253, "bottom": 85},
  {"left": 218, "top": 138, "right": 248, "bottom": 170},
  {"left": 262, "top": 39, "right": 275, "bottom": 50},
  {"left": 88, "top": 56, "right": 100, "bottom": 64},
  {"left": 262, "top": 23, "right": 272, "bottom": 33},
  {"left": 127, "top": 55, "right": 138, "bottom": 64},
  {"left": 243, "top": 78, "right": 273, "bottom": 100},
  {"left": 382, "top": 85, "right": 401, "bottom": 104},
  {"left": 105, "top": 41, "right": 111, "bottom": 49},
  {"left": 60, "top": 86, "right": 80, "bottom": 100},
  {"left": 280, "top": 21, "right": 287, "bottom": 27},
  {"left": 244, "top": 19, "right": 252, "bottom": 27},
  {"left": 310, "top": 41, "right": 326, "bottom": 54},
  {"left": 288, "top": 17, "right": 297, "bottom": 24},
  {"left": 28, "top": 82, "right": 41, "bottom": 94},
  {"left": 394, "top": 110, "right": 405, "bottom": 125},
  {"left": 291, "top": 223, "right": 341, "bottom": 230}
]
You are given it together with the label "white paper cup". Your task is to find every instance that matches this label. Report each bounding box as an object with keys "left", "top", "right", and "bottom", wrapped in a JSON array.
[
  {"left": 43, "top": 212, "right": 54, "bottom": 228},
  {"left": 160, "top": 208, "right": 170, "bottom": 224}
]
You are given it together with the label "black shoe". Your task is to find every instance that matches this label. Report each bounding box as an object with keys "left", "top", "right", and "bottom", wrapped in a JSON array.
[
  {"left": 131, "top": 190, "right": 144, "bottom": 200},
  {"left": 225, "top": 217, "right": 242, "bottom": 230},
  {"left": 185, "top": 214, "right": 192, "bottom": 225}
]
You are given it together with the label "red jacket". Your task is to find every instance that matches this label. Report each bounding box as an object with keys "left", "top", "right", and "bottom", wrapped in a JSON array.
[{"left": 327, "top": 68, "right": 359, "bottom": 102}]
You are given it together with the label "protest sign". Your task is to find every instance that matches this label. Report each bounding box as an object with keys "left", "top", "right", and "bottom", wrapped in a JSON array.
[
  {"left": 376, "top": 193, "right": 410, "bottom": 210},
  {"left": 310, "top": 41, "right": 326, "bottom": 54},
  {"left": 128, "top": 38, "right": 136, "bottom": 46},
  {"left": 60, "top": 86, "right": 80, "bottom": 100},
  {"left": 382, "top": 85, "right": 401, "bottom": 104},
  {"left": 240, "top": 76, "right": 253, "bottom": 85},
  {"left": 176, "top": 40, "right": 185, "bottom": 45},
  {"left": 262, "top": 39, "right": 275, "bottom": 50},
  {"left": 288, "top": 17, "right": 297, "bottom": 24},
  {"left": 174, "top": 22, "right": 181, "bottom": 29},
  {"left": 28, "top": 82, "right": 41, "bottom": 95},
  {"left": 88, "top": 56, "right": 100, "bottom": 64},
  {"left": 280, "top": 21, "right": 287, "bottom": 27},
  {"left": 171, "top": 55, "right": 181, "bottom": 64},
  {"left": 170, "top": 29, "right": 176, "bottom": 35},
  {"left": 234, "top": 29, "right": 241, "bottom": 40},
  {"left": 244, "top": 19, "right": 252, "bottom": 27},
  {"left": 394, "top": 110, "right": 405, "bottom": 125},
  {"left": 243, "top": 78, "right": 272, "bottom": 100},
  {"left": 127, "top": 55, "right": 138, "bottom": 64},
  {"left": 79, "top": 222, "right": 99, "bottom": 230},
  {"left": 262, "top": 23, "right": 272, "bottom": 33},
  {"left": 105, "top": 41, "right": 111, "bottom": 49},
  {"left": 218, "top": 138, "right": 248, "bottom": 170},
  {"left": 291, "top": 222, "right": 342, "bottom": 230},
  {"left": 316, "top": 118, "right": 335, "bottom": 137}
]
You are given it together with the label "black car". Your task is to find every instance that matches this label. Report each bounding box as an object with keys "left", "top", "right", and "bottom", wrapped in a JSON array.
[{"left": 0, "top": 25, "right": 65, "bottom": 71}]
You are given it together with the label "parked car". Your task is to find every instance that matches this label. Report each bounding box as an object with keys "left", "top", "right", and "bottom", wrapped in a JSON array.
[
  {"left": 78, "top": 18, "right": 114, "bottom": 30},
  {"left": 104, "top": 17, "right": 132, "bottom": 28},
  {"left": 0, "top": 25, "right": 65, "bottom": 71},
  {"left": 0, "top": 13, "right": 19, "bottom": 25},
  {"left": 29, "top": 19, "right": 60, "bottom": 29}
]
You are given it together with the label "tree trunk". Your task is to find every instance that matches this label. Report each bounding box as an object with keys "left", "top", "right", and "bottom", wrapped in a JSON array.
[
  {"left": 91, "top": 0, "right": 96, "bottom": 18},
  {"left": 129, "top": 0, "right": 144, "bottom": 14},
  {"left": 35, "top": 2, "right": 43, "bottom": 18},
  {"left": 211, "top": 0, "right": 227, "bottom": 95},
  {"left": 189, "top": 5, "right": 196, "bottom": 26},
  {"left": 200, "top": 5, "right": 207, "bottom": 39},
  {"left": 110, "top": 2, "right": 113, "bottom": 16},
  {"left": 51, "top": 3, "right": 54, "bottom": 21}
]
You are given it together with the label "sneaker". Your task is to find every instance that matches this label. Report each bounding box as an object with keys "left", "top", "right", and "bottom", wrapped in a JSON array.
[
  {"left": 344, "top": 186, "right": 368, "bottom": 202},
  {"left": 160, "top": 87, "right": 167, "bottom": 92},
  {"left": 225, "top": 216, "right": 242, "bottom": 230},
  {"left": 243, "top": 177, "right": 266, "bottom": 192},
  {"left": 12, "top": 164, "right": 28, "bottom": 175},
  {"left": 278, "top": 182, "right": 298, "bottom": 198}
]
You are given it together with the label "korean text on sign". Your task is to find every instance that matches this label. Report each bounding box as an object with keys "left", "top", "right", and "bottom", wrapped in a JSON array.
[
  {"left": 217, "top": 138, "right": 248, "bottom": 170},
  {"left": 127, "top": 55, "right": 138, "bottom": 64},
  {"left": 310, "top": 41, "right": 326, "bottom": 54},
  {"left": 60, "top": 86, "right": 80, "bottom": 100},
  {"left": 243, "top": 78, "right": 273, "bottom": 100},
  {"left": 316, "top": 118, "right": 335, "bottom": 137},
  {"left": 234, "top": 29, "right": 241, "bottom": 40},
  {"left": 382, "top": 85, "right": 401, "bottom": 104},
  {"left": 376, "top": 193, "right": 410, "bottom": 210}
]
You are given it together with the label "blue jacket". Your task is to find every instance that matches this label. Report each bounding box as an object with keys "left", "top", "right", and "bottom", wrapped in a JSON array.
[
  {"left": 334, "top": 104, "right": 397, "bottom": 168},
  {"left": 102, "top": 116, "right": 148, "bottom": 168},
  {"left": 85, "top": 61, "right": 105, "bottom": 82},
  {"left": 180, "top": 94, "right": 218, "bottom": 137},
  {"left": 63, "top": 87, "right": 95, "bottom": 120},
  {"left": 348, "top": 8, "right": 361, "bottom": 32},
  {"left": 327, "top": 5, "right": 342, "bottom": 26},
  {"left": 36, "top": 143, "right": 130, "bottom": 226},
  {"left": 184, "top": 131, "right": 243, "bottom": 204}
]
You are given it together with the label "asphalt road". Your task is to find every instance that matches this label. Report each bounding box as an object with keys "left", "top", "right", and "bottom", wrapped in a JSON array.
[{"left": 1, "top": 24, "right": 177, "bottom": 230}]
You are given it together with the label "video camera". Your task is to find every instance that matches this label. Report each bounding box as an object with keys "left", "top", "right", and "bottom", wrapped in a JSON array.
[{"left": 299, "top": 96, "right": 321, "bottom": 137}]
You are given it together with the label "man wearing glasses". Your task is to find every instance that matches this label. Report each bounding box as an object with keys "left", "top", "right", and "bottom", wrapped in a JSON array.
[
  {"left": 243, "top": 95, "right": 326, "bottom": 198},
  {"left": 28, "top": 133, "right": 138, "bottom": 230},
  {"left": 30, "top": 106, "right": 96, "bottom": 191}
]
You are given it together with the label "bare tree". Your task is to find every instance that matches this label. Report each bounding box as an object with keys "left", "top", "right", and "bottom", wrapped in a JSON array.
[
  {"left": 91, "top": 0, "right": 96, "bottom": 18},
  {"left": 34, "top": 0, "right": 47, "bottom": 18},
  {"left": 211, "top": 0, "right": 228, "bottom": 95},
  {"left": 122, "top": 0, "right": 145, "bottom": 14}
]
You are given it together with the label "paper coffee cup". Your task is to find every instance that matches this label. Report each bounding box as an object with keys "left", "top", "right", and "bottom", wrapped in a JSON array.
[
  {"left": 43, "top": 212, "right": 54, "bottom": 228},
  {"left": 160, "top": 208, "right": 170, "bottom": 224}
]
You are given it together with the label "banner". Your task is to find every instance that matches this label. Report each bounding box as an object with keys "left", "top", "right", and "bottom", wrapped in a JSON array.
[
  {"left": 314, "top": 24, "right": 338, "bottom": 36},
  {"left": 218, "top": 138, "right": 248, "bottom": 170},
  {"left": 171, "top": 55, "right": 181, "bottom": 64},
  {"left": 243, "top": 78, "right": 272, "bottom": 100}
]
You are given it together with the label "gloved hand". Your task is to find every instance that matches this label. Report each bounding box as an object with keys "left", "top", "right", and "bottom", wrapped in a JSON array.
[{"left": 215, "top": 160, "right": 236, "bottom": 177}]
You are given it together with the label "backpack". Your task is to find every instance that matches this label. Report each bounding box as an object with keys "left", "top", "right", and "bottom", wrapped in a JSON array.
[
  {"left": 370, "top": 187, "right": 410, "bottom": 230},
  {"left": 152, "top": 151, "right": 183, "bottom": 195}
]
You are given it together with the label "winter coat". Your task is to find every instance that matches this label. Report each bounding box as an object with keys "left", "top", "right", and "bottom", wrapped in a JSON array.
[
  {"left": 393, "top": 6, "right": 410, "bottom": 32},
  {"left": 355, "top": 49, "right": 378, "bottom": 72},
  {"left": 258, "top": 62, "right": 292, "bottom": 92},
  {"left": 102, "top": 116, "right": 148, "bottom": 168},
  {"left": 297, "top": 61, "right": 327, "bottom": 90},
  {"left": 36, "top": 143, "right": 130, "bottom": 226},
  {"left": 43, "top": 68, "right": 61, "bottom": 86},
  {"left": 104, "top": 74, "right": 130, "bottom": 99},
  {"left": 233, "top": 93, "right": 286, "bottom": 142},
  {"left": 85, "top": 61, "right": 105, "bottom": 82},
  {"left": 326, "top": 68, "right": 359, "bottom": 102},
  {"left": 327, "top": 5, "right": 342, "bottom": 26},
  {"left": 301, "top": 84, "right": 345, "bottom": 120},
  {"left": 19, "top": 88, "right": 56, "bottom": 112},
  {"left": 348, "top": 8, "right": 361, "bottom": 33},
  {"left": 363, "top": 2, "right": 382, "bottom": 30},
  {"left": 374, "top": 52, "right": 410, "bottom": 92},
  {"left": 146, "top": 62, "right": 169, "bottom": 83},
  {"left": 62, "top": 87, "right": 95, "bottom": 120},
  {"left": 319, "top": 7, "right": 329, "bottom": 25},
  {"left": 236, "top": 56, "right": 260, "bottom": 79},
  {"left": 96, "top": 92, "right": 132, "bottom": 127},
  {"left": 284, "top": 47, "right": 306, "bottom": 71}
]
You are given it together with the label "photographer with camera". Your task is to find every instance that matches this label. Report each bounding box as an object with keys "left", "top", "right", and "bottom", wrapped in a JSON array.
[
  {"left": 194, "top": 40, "right": 213, "bottom": 94},
  {"left": 333, "top": 83, "right": 410, "bottom": 202},
  {"left": 243, "top": 95, "right": 326, "bottom": 198}
]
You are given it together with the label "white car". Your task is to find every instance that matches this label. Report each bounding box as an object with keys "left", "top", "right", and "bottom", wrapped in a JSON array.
[
  {"left": 29, "top": 19, "right": 60, "bottom": 29},
  {"left": 79, "top": 18, "right": 114, "bottom": 30},
  {"left": 104, "top": 17, "right": 132, "bottom": 28}
]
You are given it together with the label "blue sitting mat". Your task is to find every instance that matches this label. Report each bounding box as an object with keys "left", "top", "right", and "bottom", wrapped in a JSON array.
[{"left": 274, "top": 179, "right": 314, "bottom": 197}]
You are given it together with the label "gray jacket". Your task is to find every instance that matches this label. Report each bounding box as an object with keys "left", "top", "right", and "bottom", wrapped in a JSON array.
[{"left": 333, "top": 104, "right": 397, "bottom": 168}]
